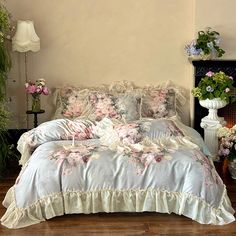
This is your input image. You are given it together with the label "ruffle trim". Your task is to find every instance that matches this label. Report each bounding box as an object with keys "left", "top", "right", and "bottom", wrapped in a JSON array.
[{"left": 1, "top": 186, "right": 235, "bottom": 229}]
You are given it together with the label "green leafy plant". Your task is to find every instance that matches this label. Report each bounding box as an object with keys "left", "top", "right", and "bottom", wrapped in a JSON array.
[
  {"left": 0, "top": 132, "right": 19, "bottom": 178},
  {"left": 185, "top": 27, "right": 225, "bottom": 58},
  {"left": 0, "top": 3, "right": 11, "bottom": 99},
  {"left": 196, "top": 27, "right": 225, "bottom": 57},
  {"left": 191, "top": 71, "right": 235, "bottom": 103},
  {"left": 0, "top": 3, "right": 14, "bottom": 178}
]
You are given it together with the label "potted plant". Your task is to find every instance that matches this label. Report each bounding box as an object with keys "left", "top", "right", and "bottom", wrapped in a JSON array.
[
  {"left": 185, "top": 27, "right": 225, "bottom": 60},
  {"left": 217, "top": 126, "right": 236, "bottom": 179},
  {"left": 0, "top": 3, "right": 13, "bottom": 178},
  {"left": 191, "top": 71, "right": 235, "bottom": 121}
]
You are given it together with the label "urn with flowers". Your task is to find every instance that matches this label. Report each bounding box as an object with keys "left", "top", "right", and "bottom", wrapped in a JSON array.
[
  {"left": 25, "top": 78, "right": 50, "bottom": 112},
  {"left": 192, "top": 71, "right": 234, "bottom": 102},
  {"left": 192, "top": 70, "right": 235, "bottom": 118},
  {"left": 192, "top": 71, "right": 235, "bottom": 161},
  {"left": 192, "top": 71, "right": 234, "bottom": 120}
]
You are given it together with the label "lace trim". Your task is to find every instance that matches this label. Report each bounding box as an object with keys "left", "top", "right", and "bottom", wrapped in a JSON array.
[{"left": 1, "top": 186, "right": 235, "bottom": 229}]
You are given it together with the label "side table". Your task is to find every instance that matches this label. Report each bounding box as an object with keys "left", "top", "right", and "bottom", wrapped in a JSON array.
[{"left": 26, "top": 110, "right": 45, "bottom": 128}]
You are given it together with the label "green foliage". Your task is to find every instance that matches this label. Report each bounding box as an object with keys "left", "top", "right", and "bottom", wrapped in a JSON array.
[
  {"left": 185, "top": 27, "right": 225, "bottom": 59},
  {"left": 0, "top": 2, "right": 11, "bottom": 127},
  {"left": 196, "top": 27, "right": 225, "bottom": 58},
  {"left": 0, "top": 4, "right": 10, "bottom": 36},
  {"left": 191, "top": 71, "right": 235, "bottom": 103},
  {"left": 0, "top": 3, "right": 12, "bottom": 178},
  {"left": 0, "top": 102, "right": 9, "bottom": 129},
  {"left": 0, "top": 131, "right": 19, "bottom": 179},
  {"left": 0, "top": 4, "right": 11, "bottom": 102},
  {"left": 0, "top": 101, "right": 11, "bottom": 178}
]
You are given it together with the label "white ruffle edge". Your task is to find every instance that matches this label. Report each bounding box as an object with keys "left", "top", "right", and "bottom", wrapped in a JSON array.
[{"left": 1, "top": 186, "right": 235, "bottom": 229}]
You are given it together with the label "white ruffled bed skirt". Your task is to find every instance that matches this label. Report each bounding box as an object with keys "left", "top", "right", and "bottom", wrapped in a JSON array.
[{"left": 1, "top": 186, "right": 235, "bottom": 229}]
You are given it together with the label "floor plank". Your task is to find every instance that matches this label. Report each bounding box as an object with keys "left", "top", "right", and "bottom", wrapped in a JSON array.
[{"left": 0, "top": 165, "right": 235, "bottom": 236}]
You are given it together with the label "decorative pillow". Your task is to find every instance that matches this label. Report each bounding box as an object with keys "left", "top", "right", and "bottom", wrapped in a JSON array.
[
  {"left": 53, "top": 87, "right": 91, "bottom": 119},
  {"left": 141, "top": 88, "right": 176, "bottom": 119},
  {"left": 87, "top": 91, "right": 141, "bottom": 122},
  {"left": 88, "top": 91, "right": 121, "bottom": 121},
  {"left": 52, "top": 81, "right": 185, "bottom": 122},
  {"left": 114, "top": 91, "right": 141, "bottom": 122}
]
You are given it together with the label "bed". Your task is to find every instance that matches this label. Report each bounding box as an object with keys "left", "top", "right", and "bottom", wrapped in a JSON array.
[{"left": 1, "top": 81, "right": 235, "bottom": 228}]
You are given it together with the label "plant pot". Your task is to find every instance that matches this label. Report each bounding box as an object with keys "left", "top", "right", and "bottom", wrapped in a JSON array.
[
  {"left": 199, "top": 98, "right": 227, "bottom": 121},
  {"left": 188, "top": 54, "right": 214, "bottom": 61}
]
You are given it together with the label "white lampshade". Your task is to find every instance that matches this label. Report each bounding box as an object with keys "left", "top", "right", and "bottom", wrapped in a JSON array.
[{"left": 12, "top": 20, "right": 40, "bottom": 52}]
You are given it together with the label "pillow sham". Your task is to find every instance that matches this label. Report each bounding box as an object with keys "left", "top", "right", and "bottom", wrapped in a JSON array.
[
  {"left": 53, "top": 87, "right": 89, "bottom": 119},
  {"left": 88, "top": 91, "right": 141, "bottom": 122},
  {"left": 88, "top": 91, "right": 121, "bottom": 121},
  {"left": 53, "top": 86, "right": 141, "bottom": 122},
  {"left": 114, "top": 91, "right": 141, "bottom": 122},
  {"left": 141, "top": 88, "right": 176, "bottom": 119},
  {"left": 53, "top": 80, "right": 185, "bottom": 122}
]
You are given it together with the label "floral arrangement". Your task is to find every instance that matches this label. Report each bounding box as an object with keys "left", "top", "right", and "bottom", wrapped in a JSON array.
[
  {"left": 25, "top": 78, "right": 50, "bottom": 97},
  {"left": 218, "top": 126, "right": 236, "bottom": 162},
  {"left": 191, "top": 71, "right": 235, "bottom": 103},
  {"left": 185, "top": 27, "right": 225, "bottom": 59}
]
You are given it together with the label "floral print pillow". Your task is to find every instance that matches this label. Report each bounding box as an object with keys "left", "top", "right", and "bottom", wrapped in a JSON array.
[
  {"left": 114, "top": 123, "right": 143, "bottom": 144},
  {"left": 53, "top": 86, "right": 141, "bottom": 122},
  {"left": 141, "top": 88, "right": 176, "bottom": 119},
  {"left": 88, "top": 91, "right": 141, "bottom": 122},
  {"left": 54, "top": 87, "right": 92, "bottom": 119},
  {"left": 88, "top": 92, "right": 121, "bottom": 121},
  {"left": 114, "top": 92, "right": 141, "bottom": 122}
]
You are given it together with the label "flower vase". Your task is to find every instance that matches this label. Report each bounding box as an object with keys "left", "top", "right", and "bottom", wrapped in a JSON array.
[{"left": 31, "top": 94, "right": 41, "bottom": 112}]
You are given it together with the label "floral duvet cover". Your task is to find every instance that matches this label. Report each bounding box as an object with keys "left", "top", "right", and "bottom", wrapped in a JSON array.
[{"left": 1, "top": 117, "right": 235, "bottom": 228}]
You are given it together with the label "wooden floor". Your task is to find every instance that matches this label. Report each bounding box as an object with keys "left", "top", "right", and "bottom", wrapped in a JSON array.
[{"left": 0, "top": 164, "right": 235, "bottom": 236}]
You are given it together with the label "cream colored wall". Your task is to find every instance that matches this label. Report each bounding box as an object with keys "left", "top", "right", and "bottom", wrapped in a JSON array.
[
  {"left": 5, "top": 0, "right": 194, "bottom": 128},
  {"left": 196, "top": 0, "right": 236, "bottom": 59}
]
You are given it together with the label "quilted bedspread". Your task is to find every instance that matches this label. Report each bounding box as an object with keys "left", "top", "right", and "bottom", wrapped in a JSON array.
[{"left": 1, "top": 117, "right": 235, "bottom": 228}]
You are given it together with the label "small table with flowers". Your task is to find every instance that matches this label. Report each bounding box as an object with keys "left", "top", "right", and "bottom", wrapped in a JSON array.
[{"left": 26, "top": 109, "right": 45, "bottom": 128}]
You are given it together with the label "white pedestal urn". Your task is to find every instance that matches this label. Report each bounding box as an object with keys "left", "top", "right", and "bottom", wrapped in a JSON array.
[{"left": 199, "top": 98, "right": 227, "bottom": 161}]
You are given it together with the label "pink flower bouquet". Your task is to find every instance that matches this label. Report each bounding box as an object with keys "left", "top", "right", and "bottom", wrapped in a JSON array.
[{"left": 25, "top": 78, "right": 50, "bottom": 96}]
